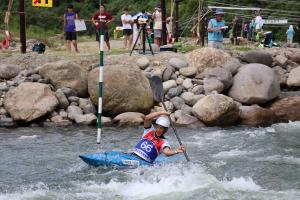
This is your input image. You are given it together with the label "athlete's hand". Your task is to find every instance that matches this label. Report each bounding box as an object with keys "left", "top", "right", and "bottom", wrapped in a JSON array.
[{"left": 177, "top": 145, "right": 185, "bottom": 153}]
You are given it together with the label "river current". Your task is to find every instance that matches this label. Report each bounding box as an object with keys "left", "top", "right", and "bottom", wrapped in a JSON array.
[{"left": 1, "top": 122, "right": 300, "bottom": 200}]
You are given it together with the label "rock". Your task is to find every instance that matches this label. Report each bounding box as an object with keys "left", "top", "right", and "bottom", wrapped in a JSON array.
[
  {"left": 163, "top": 80, "right": 177, "bottom": 93},
  {"left": 50, "top": 115, "right": 64, "bottom": 123},
  {"left": 181, "top": 104, "right": 193, "bottom": 115},
  {"left": 166, "top": 86, "right": 183, "bottom": 99},
  {"left": 185, "top": 47, "right": 230, "bottom": 73},
  {"left": 0, "top": 108, "right": 7, "bottom": 116},
  {"left": 176, "top": 77, "right": 184, "bottom": 85},
  {"left": 287, "top": 66, "right": 300, "bottom": 87},
  {"left": 162, "top": 66, "right": 175, "bottom": 81},
  {"left": 59, "top": 87, "right": 78, "bottom": 97},
  {"left": 270, "top": 97, "right": 300, "bottom": 122},
  {"left": 228, "top": 64, "right": 280, "bottom": 104},
  {"left": 88, "top": 65, "right": 153, "bottom": 116},
  {"left": 170, "top": 73, "right": 178, "bottom": 80},
  {"left": 4, "top": 83, "right": 59, "bottom": 122},
  {"left": 286, "top": 52, "right": 300, "bottom": 64},
  {"left": 175, "top": 112, "right": 206, "bottom": 128},
  {"left": 152, "top": 68, "right": 164, "bottom": 79},
  {"left": 203, "top": 78, "right": 224, "bottom": 94},
  {"left": 31, "top": 74, "right": 41, "bottom": 82},
  {"left": 55, "top": 90, "right": 69, "bottom": 109},
  {"left": 182, "top": 78, "right": 193, "bottom": 90},
  {"left": 179, "top": 67, "right": 197, "bottom": 77},
  {"left": 274, "top": 55, "right": 288, "bottom": 66},
  {"left": 192, "top": 94, "right": 239, "bottom": 126},
  {"left": 102, "top": 116, "right": 113, "bottom": 126},
  {"left": 201, "top": 67, "right": 233, "bottom": 89},
  {"left": 239, "top": 105, "right": 277, "bottom": 126},
  {"left": 0, "top": 117, "right": 16, "bottom": 127},
  {"left": 273, "top": 66, "right": 287, "bottom": 86},
  {"left": 68, "top": 96, "right": 80, "bottom": 103},
  {"left": 160, "top": 101, "right": 174, "bottom": 113},
  {"left": 137, "top": 57, "right": 150, "bottom": 70},
  {"left": 241, "top": 51, "right": 273, "bottom": 67},
  {"left": 79, "top": 98, "right": 96, "bottom": 114},
  {"left": 58, "top": 109, "right": 68, "bottom": 119},
  {"left": 113, "top": 112, "right": 145, "bottom": 126},
  {"left": 223, "top": 58, "right": 241, "bottom": 75},
  {"left": 67, "top": 105, "right": 83, "bottom": 120},
  {"left": 170, "top": 96, "right": 185, "bottom": 110},
  {"left": 192, "top": 85, "right": 204, "bottom": 95},
  {"left": 70, "top": 102, "right": 78, "bottom": 106},
  {"left": 168, "top": 58, "right": 189, "bottom": 69},
  {"left": 0, "top": 64, "right": 21, "bottom": 79},
  {"left": 181, "top": 92, "right": 195, "bottom": 106},
  {"left": 74, "top": 113, "right": 97, "bottom": 125},
  {"left": 39, "top": 60, "right": 89, "bottom": 97}
]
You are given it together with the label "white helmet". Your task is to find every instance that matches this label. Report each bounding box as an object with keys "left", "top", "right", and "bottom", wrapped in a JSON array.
[{"left": 156, "top": 116, "right": 170, "bottom": 128}]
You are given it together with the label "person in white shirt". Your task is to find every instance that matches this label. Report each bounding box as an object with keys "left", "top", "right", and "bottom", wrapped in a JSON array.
[
  {"left": 255, "top": 11, "right": 264, "bottom": 32},
  {"left": 152, "top": 6, "right": 162, "bottom": 46},
  {"left": 121, "top": 7, "right": 133, "bottom": 49}
]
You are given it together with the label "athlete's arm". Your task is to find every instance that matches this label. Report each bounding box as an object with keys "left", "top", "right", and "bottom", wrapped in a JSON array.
[
  {"left": 163, "top": 145, "right": 185, "bottom": 157},
  {"left": 144, "top": 111, "right": 170, "bottom": 128}
]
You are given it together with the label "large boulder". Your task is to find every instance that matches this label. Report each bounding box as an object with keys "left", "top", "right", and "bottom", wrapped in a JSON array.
[
  {"left": 270, "top": 97, "right": 300, "bottom": 122},
  {"left": 239, "top": 105, "right": 277, "bottom": 126},
  {"left": 39, "top": 60, "right": 89, "bottom": 97},
  {"left": 287, "top": 66, "right": 300, "bottom": 87},
  {"left": 4, "top": 83, "right": 58, "bottom": 122},
  {"left": 241, "top": 51, "right": 273, "bottom": 67},
  {"left": 229, "top": 64, "right": 280, "bottom": 104},
  {"left": 223, "top": 58, "right": 242, "bottom": 75},
  {"left": 201, "top": 67, "right": 233, "bottom": 89},
  {"left": 192, "top": 94, "right": 239, "bottom": 126},
  {"left": 185, "top": 47, "right": 230, "bottom": 73},
  {"left": 0, "top": 64, "right": 21, "bottom": 79},
  {"left": 113, "top": 112, "right": 145, "bottom": 126},
  {"left": 168, "top": 58, "right": 189, "bottom": 70},
  {"left": 88, "top": 65, "right": 153, "bottom": 116}
]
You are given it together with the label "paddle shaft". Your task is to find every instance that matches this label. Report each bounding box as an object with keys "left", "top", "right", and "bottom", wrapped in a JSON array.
[{"left": 161, "top": 101, "right": 190, "bottom": 162}]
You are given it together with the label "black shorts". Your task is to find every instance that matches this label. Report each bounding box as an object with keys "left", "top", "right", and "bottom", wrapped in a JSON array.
[
  {"left": 65, "top": 32, "right": 77, "bottom": 41},
  {"left": 123, "top": 29, "right": 133, "bottom": 36},
  {"left": 96, "top": 31, "right": 109, "bottom": 42}
]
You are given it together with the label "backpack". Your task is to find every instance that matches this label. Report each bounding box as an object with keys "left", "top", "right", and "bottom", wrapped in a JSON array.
[{"left": 32, "top": 43, "right": 46, "bottom": 54}]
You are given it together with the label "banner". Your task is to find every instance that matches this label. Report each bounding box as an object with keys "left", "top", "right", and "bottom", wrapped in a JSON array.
[{"left": 75, "top": 19, "right": 87, "bottom": 32}]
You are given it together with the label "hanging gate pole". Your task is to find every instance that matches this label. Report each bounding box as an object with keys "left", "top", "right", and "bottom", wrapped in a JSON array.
[
  {"left": 20, "top": 0, "right": 26, "bottom": 53},
  {"left": 97, "top": 0, "right": 104, "bottom": 144}
]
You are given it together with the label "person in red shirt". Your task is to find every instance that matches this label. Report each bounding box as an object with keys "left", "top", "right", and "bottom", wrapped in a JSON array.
[{"left": 91, "top": 4, "right": 114, "bottom": 52}]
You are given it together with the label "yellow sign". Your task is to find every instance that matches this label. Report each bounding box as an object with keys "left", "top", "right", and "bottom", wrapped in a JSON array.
[{"left": 32, "top": 0, "right": 53, "bottom": 8}]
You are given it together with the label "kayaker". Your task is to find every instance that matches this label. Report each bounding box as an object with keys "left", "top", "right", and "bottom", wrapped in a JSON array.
[{"left": 133, "top": 111, "right": 185, "bottom": 163}]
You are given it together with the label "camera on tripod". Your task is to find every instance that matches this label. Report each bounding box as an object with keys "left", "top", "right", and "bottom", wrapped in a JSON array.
[{"left": 138, "top": 17, "right": 149, "bottom": 25}]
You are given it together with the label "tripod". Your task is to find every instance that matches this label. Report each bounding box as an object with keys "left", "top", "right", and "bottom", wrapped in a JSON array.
[{"left": 130, "top": 23, "right": 154, "bottom": 56}]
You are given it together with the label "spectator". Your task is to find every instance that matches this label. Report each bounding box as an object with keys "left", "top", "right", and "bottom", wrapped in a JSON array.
[
  {"left": 64, "top": 4, "right": 79, "bottom": 53},
  {"left": 92, "top": 4, "right": 114, "bottom": 52},
  {"left": 152, "top": 5, "right": 162, "bottom": 46},
  {"left": 286, "top": 25, "right": 295, "bottom": 45},
  {"left": 121, "top": 8, "right": 133, "bottom": 49},
  {"left": 231, "top": 16, "right": 242, "bottom": 45},
  {"left": 207, "top": 8, "right": 226, "bottom": 50}
]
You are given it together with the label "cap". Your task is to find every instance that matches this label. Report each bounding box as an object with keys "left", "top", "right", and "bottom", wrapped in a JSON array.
[{"left": 215, "top": 8, "right": 225, "bottom": 15}]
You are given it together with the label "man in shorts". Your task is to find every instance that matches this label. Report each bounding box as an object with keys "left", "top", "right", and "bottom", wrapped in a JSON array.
[
  {"left": 152, "top": 6, "right": 162, "bottom": 46},
  {"left": 64, "top": 4, "right": 79, "bottom": 53},
  {"left": 207, "top": 9, "right": 226, "bottom": 50},
  {"left": 92, "top": 4, "right": 114, "bottom": 52},
  {"left": 121, "top": 8, "right": 133, "bottom": 49}
]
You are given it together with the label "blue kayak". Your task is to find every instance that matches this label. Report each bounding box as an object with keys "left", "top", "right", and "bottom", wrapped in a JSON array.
[{"left": 79, "top": 151, "right": 184, "bottom": 168}]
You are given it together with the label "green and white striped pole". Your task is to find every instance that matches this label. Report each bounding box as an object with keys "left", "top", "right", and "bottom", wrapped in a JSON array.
[{"left": 97, "top": 0, "right": 104, "bottom": 144}]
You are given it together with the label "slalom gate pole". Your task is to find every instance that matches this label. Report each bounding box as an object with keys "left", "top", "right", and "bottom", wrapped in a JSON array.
[{"left": 97, "top": 0, "right": 104, "bottom": 144}]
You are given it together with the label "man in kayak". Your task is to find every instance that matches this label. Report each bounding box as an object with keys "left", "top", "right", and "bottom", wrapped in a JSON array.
[{"left": 133, "top": 111, "right": 185, "bottom": 163}]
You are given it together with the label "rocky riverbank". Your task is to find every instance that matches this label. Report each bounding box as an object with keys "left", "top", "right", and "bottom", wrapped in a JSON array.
[{"left": 0, "top": 46, "right": 300, "bottom": 128}]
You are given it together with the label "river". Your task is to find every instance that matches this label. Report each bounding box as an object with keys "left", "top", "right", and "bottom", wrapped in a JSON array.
[{"left": 1, "top": 122, "right": 300, "bottom": 200}]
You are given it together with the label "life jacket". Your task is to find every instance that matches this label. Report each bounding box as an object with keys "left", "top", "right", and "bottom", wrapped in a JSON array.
[{"left": 134, "top": 130, "right": 165, "bottom": 163}]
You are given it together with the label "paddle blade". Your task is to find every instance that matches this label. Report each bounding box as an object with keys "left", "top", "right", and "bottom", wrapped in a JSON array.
[{"left": 150, "top": 76, "right": 164, "bottom": 102}]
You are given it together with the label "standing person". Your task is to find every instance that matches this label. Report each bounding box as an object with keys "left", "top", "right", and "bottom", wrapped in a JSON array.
[
  {"left": 207, "top": 9, "right": 226, "bottom": 50},
  {"left": 64, "top": 4, "right": 79, "bottom": 53},
  {"left": 121, "top": 8, "right": 133, "bottom": 49},
  {"left": 231, "top": 16, "right": 241, "bottom": 45},
  {"left": 249, "top": 16, "right": 256, "bottom": 41},
  {"left": 132, "top": 111, "right": 186, "bottom": 163},
  {"left": 152, "top": 5, "right": 162, "bottom": 46},
  {"left": 92, "top": 4, "right": 114, "bottom": 52},
  {"left": 286, "top": 25, "right": 295, "bottom": 45}
]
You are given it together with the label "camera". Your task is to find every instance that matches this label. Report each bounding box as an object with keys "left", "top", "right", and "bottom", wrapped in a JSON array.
[{"left": 138, "top": 17, "right": 149, "bottom": 25}]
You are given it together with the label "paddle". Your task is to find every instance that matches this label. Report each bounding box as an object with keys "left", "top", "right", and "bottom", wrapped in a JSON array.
[{"left": 150, "top": 76, "right": 190, "bottom": 162}]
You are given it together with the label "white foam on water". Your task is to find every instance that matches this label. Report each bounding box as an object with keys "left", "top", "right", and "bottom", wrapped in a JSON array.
[
  {"left": 256, "top": 155, "right": 300, "bottom": 165},
  {"left": 18, "top": 135, "right": 38, "bottom": 140},
  {"left": 221, "top": 177, "right": 262, "bottom": 192},
  {"left": 213, "top": 149, "right": 258, "bottom": 158}
]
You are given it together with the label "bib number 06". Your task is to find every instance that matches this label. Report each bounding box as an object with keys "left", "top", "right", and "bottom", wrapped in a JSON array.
[{"left": 141, "top": 141, "right": 153, "bottom": 153}]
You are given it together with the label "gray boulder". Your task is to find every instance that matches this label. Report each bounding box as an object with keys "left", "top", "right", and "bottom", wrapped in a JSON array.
[
  {"left": 39, "top": 60, "right": 89, "bottom": 97},
  {"left": 229, "top": 64, "right": 280, "bottom": 104},
  {"left": 203, "top": 78, "right": 224, "bottom": 94},
  {"left": 4, "top": 83, "right": 59, "bottom": 122},
  {"left": 241, "top": 51, "right": 273, "bottom": 67},
  {"left": 74, "top": 113, "right": 97, "bottom": 125},
  {"left": 67, "top": 105, "right": 83, "bottom": 121},
  {"left": 239, "top": 105, "right": 277, "bottom": 126},
  {"left": 137, "top": 57, "right": 150, "bottom": 70},
  {"left": 0, "top": 64, "right": 21, "bottom": 79},
  {"left": 179, "top": 67, "right": 197, "bottom": 77},
  {"left": 79, "top": 98, "right": 96, "bottom": 114},
  {"left": 168, "top": 58, "right": 189, "bottom": 69},
  {"left": 163, "top": 80, "right": 177, "bottom": 93},
  {"left": 223, "top": 58, "right": 241, "bottom": 75},
  {"left": 192, "top": 94, "right": 239, "bottom": 126},
  {"left": 182, "top": 78, "right": 193, "bottom": 90},
  {"left": 287, "top": 66, "right": 300, "bottom": 87},
  {"left": 113, "top": 112, "right": 145, "bottom": 126},
  {"left": 202, "top": 67, "right": 233, "bottom": 89},
  {"left": 162, "top": 66, "right": 175, "bottom": 81},
  {"left": 170, "top": 96, "right": 185, "bottom": 110},
  {"left": 55, "top": 89, "right": 69, "bottom": 109}
]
